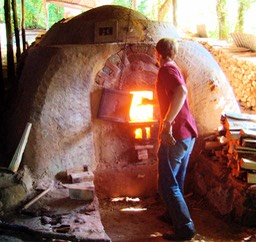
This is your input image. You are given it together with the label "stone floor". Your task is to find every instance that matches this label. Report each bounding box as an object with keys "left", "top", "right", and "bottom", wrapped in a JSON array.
[
  {"left": 0, "top": 180, "right": 110, "bottom": 242},
  {"left": 1, "top": 178, "right": 256, "bottom": 242}
]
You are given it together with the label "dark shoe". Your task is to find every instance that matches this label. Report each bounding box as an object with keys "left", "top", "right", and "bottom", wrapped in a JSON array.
[
  {"left": 157, "top": 211, "right": 173, "bottom": 225},
  {"left": 162, "top": 230, "right": 195, "bottom": 241}
]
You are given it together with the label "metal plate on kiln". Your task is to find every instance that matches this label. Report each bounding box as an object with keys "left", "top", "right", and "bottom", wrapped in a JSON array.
[{"left": 97, "top": 88, "right": 133, "bottom": 123}]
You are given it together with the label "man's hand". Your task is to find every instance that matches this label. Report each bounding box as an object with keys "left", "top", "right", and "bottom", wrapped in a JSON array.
[
  {"left": 161, "top": 132, "right": 176, "bottom": 146},
  {"left": 160, "top": 121, "right": 176, "bottom": 146}
]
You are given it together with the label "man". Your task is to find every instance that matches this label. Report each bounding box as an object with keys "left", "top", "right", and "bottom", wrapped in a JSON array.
[{"left": 155, "top": 38, "right": 198, "bottom": 241}]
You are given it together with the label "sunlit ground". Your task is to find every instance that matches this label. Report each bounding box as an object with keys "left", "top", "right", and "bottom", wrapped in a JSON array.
[{"left": 100, "top": 195, "right": 256, "bottom": 242}]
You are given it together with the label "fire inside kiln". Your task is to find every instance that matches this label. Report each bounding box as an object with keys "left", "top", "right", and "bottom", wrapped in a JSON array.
[
  {"left": 129, "top": 91, "right": 155, "bottom": 139},
  {"left": 98, "top": 88, "right": 159, "bottom": 160}
]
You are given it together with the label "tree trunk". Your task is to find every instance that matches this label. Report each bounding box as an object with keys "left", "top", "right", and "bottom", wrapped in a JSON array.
[
  {"left": 216, "top": 0, "right": 229, "bottom": 40},
  {"left": 132, "top": 0, "right": 136, "bottom": 10},
  {"left": 0, "top": 36, "right": 3, "bottom": 94},
  {"left": 0, "top": 30, "right": 6, "bottom": 165},
  {"left": 0, "top": 37, "right": 4, "bottom": 107},
  {"left": 235, "top": 1, "right": 252, "bottom": 33},
  {"left": 43, "top": 0, "right": 49, "bottom": 30},
  {"left": 172, "top": 0, "right": 177, "bottom": 27},
  {"left": 4, "top": 0, "right": 15, "bottom": 86},
  {"left": 12, "top": 0, "right": 21, "bottom": 61},
  {"left": 158, "top": 0, "right": 172, "bottom": 22}
]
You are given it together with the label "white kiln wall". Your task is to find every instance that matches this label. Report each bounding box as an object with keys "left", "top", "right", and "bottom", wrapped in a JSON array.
[
  {"left": 7, "top": 44, "right": 122, "bottom": 179},
  {"left": 7, "top": 41, "right": 240, "bottom": 197}
]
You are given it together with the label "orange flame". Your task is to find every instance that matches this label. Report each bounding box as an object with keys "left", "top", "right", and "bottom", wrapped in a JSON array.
[
  {"left": 129, "top": 91, "right": 154, "bottom": 139},
  {"left": 129, "top": 91, "right": 154, "bottom": 122}
]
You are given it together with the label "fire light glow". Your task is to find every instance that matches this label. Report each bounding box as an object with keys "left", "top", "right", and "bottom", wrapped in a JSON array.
[
  {"left": 135, "top": 128, "right": 143, "bottom": 139},
  {"left": 130, "top": 91, "right": 154, "bottom": 139},
  {"left": 129, "top": 91, "right": 154, "bottom": 123},
  {"left": 111, "top": 197, "right": 140, "bottom": 202},
  {"left": 145, "top": 127, "right": 150, "bottom": 139},
  {"left": 110, "top": 197, "right": 146, "bottom": 212},
  {"left": 120, "top": 207, "right": 147, "bottom": 212}
]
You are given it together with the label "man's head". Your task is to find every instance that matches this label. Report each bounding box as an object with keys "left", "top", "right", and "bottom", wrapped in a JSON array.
[{"left": 155, "top": 38, "right": 178, "bottom": 60}]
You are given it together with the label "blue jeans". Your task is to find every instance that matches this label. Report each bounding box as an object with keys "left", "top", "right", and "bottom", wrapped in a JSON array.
[{"left": 157, "top": 137, "right": 196, "bottom": 234}]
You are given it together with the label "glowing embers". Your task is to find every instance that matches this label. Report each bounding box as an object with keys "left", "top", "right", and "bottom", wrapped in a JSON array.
[{"left": 134, "top": 127, "right": 151, "bottom": 140}]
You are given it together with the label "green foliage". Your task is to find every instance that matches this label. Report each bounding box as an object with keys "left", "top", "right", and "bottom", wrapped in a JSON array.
[
  {"left": 25, "top": 1, "right": 64, "bottom": 29},
  {"left": 112, "top": 0, "right": 132, "bottom": 8},
  {"left": 48, "top": 4, "right": 64, "bottom": 28},
  {"left": 216, "top": 0, "right": 229, "bottom": 40},
  {"left": 137, "top": 0, "right": 157, "bottom": 20},
  {"left": 0, "top": 0, "right": 63, "bottom": 28},
  {"left": 235, "top": 0, "right": 256, "bottom": 32},
  {"left": 1, "top": 0, "right": 256, "bottom": 37},
  {"left": 0, "top": 0, "right": 4, "bottom": 23},
  {"left": 236, "top": 0, "right": 256, "bottom": 8},
  {"left": 111, "top": 0, "right": 157, "bottom": 20},
  {"left": 208, "top": 30, "right": 219, "bottom": 39},
  {"left": 25, "top": 0, "right": 45, "bottom": 28}
]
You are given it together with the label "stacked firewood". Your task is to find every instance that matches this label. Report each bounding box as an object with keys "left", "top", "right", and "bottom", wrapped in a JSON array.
[
  {"left": 195, "top": 38, "right": 256, "bottom": 111},
  {"left": 204, "top": 112, "right": 256, "bottom": 184}
]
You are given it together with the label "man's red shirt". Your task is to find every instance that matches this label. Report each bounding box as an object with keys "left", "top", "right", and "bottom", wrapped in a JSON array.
[{"left": 156, "top": 62, "right": 198, "bottom": 140}]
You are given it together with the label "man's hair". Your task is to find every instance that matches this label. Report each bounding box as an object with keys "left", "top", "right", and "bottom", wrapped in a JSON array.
[{"left": 156, "top": 38, "right": 178, "bottom": 60}]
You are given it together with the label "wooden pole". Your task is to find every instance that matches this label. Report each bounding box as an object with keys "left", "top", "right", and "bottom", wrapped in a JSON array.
[
  {"left": 12, "top": 0, "right": 21, "bottom": 61},
  {"left": 21, "top": 0, "right": 26, "bottom": 51},
  {"left": 8, "top": 122, "right": 32, "bottom": 172},
  {"left": 21, "top": 182, "right": 53, "bottom": 211},
  {"left": 0, "top": 32, "right": 4, "bottom": 105},
  {"left": 0, "top": 32, "right": 5, "bottom": 163},
  {"left": 4, "top": 0, "right": 15, "bottom": 85}
]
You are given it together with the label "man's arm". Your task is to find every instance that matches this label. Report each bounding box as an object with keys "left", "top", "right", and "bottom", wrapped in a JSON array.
[{"left": 164, "top": 84, "right": 187, "bottom": 127}]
